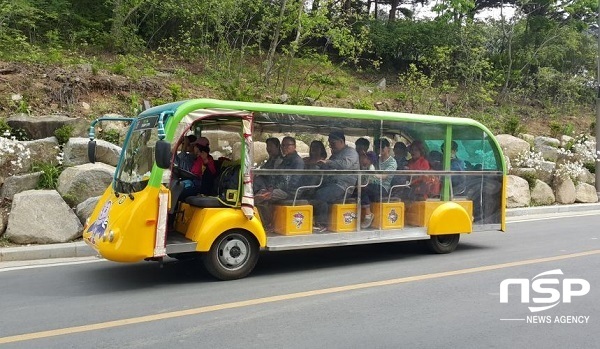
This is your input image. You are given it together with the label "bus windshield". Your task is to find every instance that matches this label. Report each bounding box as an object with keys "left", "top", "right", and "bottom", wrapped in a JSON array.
[{"left": 115, "top": 115, "right": 160, "bottom": 194}]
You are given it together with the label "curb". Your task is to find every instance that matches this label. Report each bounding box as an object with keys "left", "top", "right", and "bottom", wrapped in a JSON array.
[
  {"left": 2, "top": 203, "right": 600, "bottom": 263},
  {"left": 506, "top": 202, "right": 600, "bottom": 217},
  {"left": 0, "top": 241, "right": 96, "bottom": 262}
]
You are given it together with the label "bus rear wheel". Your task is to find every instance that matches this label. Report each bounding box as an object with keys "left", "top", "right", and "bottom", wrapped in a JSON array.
[
  {"left": 425, "top": 234, "right": 460, "bottom": 254},
  {"left": 203, "top": 230, "right": 259, "bottom": 280}
]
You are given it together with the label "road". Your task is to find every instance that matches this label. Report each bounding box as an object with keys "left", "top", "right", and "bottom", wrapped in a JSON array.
[{"left": 0, "top": 212, "right": 599, "bottom": 348}]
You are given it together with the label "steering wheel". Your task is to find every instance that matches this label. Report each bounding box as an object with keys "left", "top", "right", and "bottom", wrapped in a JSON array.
[{"left": 172, "top": 165, "right": 200, "bottom": 180}]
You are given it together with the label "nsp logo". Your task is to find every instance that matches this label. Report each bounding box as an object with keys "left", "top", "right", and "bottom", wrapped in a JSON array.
[{"left": 499, "top": 269, "right": 590, "bottom": 312}]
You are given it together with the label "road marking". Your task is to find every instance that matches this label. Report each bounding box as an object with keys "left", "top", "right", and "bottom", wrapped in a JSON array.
[
  {"left": 0, "top": 258, "right": 104, "bottom": 273},
  {"left": 1, "top": 249, "right": 599, "bottom": 344},
  {"left": 507, "top": 211, "right": 600, "bottom": 223}
]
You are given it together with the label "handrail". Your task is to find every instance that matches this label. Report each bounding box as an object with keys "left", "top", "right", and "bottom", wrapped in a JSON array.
[{"left": 292, "top": 175, "right": 323, "bottom": 206}]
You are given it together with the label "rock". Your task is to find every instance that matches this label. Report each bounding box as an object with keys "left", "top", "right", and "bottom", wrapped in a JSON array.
[
  {"left": 0, "top": 172, "right": 43, "bottom": 200},
  {"left": 537, "top": 161, "right": 555, "bottom": 185},
  {"left": 530, "top": 180, "right": 555, "bottom": 206},
  {"left": 0, "top": 137, "right": 60, "bottom": 177},
  {"left": 76, "top": 196, "right": 100, "bottom": 225},
  {"left": 577, "top": 168, "right": 595, "bottom": 185},
  {"left": 575, "top": 183, "right": 598, "bottom": 203},
  {"left": 533, "top": 136, "right": 560, "bottom": 162},
  {"left": 376, "top": 78, "right": 386, "bottom": 90},
  {"left": 6, "top": 114, "right": 88, "bottom": 139},
  {"left": 23, "top": 137, "right": 61, "bottom": 169},
  {"left": 507, "top": 175, "right": 530, "bottom": 208},
  {"left": 536, "top": 144, "right": 560, "bottom": 162},
  {"left": 534, "top": 136, "right": 561, "bottom": 148},
  {"left": 496, "top": 134, "right": 530, "bottom": 160},
  {"left": 560, "top": 135, "right": 574, "bottom": 147},
  {"left": 553, "top": 177, "right": 576, "bottom": 204},
  {"left": 57, "top": 163, "right": 115, "bottom": 206},
  {"left": 63, "top": 137, "right": 121, "bottom": 167},
  {"left": 4, "top": 190, "right": 82, "bottom": 244},
  {"left": 252, "top": 142, "right": 269, "bottom": 166},
  {"left": 510, "top": 167, "right": 537, "bottom": 178},
  {"left": 0, "top": 205, "right": 8, "bottom": 236},
  {"left": 519, "top": 133, "right": 535, "bottom": 145}
]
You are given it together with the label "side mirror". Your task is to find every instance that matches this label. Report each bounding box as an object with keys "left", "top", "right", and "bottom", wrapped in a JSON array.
[
  {"left": 155, "top": 140, "right": 171, "bottom": 169},
  {"left": 88, "top": 140, "right": 97, "bottom": 163}
]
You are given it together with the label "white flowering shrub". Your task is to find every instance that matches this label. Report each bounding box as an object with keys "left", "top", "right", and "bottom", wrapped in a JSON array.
[
  {"left": 554, "top": 160, "right": 585, "bottom": 182},
  {"left": 565, "top": 134, "right": 598, "bottom": 164},
  {"left": 513, "top": 150, "right": 544, "bottom": 170},
  {"left": 555, "top": 134, "right": 598, "bottom": 181},
  {"left": 0, "top": 135, "right": 32, "bottom": 176}
]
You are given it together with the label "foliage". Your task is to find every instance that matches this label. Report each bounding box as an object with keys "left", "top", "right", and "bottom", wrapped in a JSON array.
[
  {"left": 100, "top": 129, "right": 121, "bottom": 146},
  {"left": 520, "top": 172, "right": 538, "bottom": 190},
  {"left": 32, "top": 162, "right": 63, "bottom": 190},
  {"left": 54, "top": 125, "right": 74, "bottom": 145},
  {"left": 501, "top": 116, "right": 523, "bottom": 136},
  {"left": 513, "top": 151, "right": 544, "bottom": 170}
]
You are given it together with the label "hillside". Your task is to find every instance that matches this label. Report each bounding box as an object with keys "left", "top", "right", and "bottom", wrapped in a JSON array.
[{"left": 0, "top": 56, "right": 595, "bottom": 139}]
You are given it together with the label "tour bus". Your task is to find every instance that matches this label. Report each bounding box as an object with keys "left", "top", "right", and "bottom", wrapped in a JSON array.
[{"left": 83, "top": 99, "right": 506, "bottom": 280}]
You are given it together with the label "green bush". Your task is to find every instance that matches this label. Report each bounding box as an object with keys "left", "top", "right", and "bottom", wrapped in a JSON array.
[
  {"left": 100, "top": 129, "right": 121, "bottom": 146},
  {"left": 501, "top": 115, "right": 523, "bottom": 136},
  {"left": 32, "top": 162, "right": 63, "bottom": 189},
  {"left": 54, "top": 125, "right": 74, "bottom": 144},
  {"left": 584, "top": 162, "right": 596, "bottom": 174},
  {"left": 520, "top": 172, "right": 538, "bottom": 190},
  {"left": 353, "top": 99, "right": 374, "bottom": 110}
]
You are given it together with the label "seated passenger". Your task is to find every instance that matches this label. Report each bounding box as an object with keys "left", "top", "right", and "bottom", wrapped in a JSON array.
[
  {"left": 441, "top": 140, "right": 466, "bottom": 195},
  {"left": 355, "top": 137, "right": 370, "bottom": 156},
  {"left": 360, "top": 138, "right": 397, "bottom": 228},
  {"left": 428, "top": 150, "right": 443, "bottom": 170},
  {"left": 255, "top": 137, "right": 283, "bottom": 193},
  {"left": 174, "top": 135, "right": 197, "bottom": 171},
  {"left": 255, "top": 136, "right": 304, "bottom": 202},
  {"left": 179, "top": 144, "right": 217, "bottom": 201},
  {"left": 407, "top": 140, "right": 436, "bottom": 200},
  {"left": 311, "top": 131, "right": 359, "bottom": 232}
]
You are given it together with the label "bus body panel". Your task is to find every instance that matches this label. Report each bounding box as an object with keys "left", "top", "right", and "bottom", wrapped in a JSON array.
[
  {"left": 427, "top": 202, "right": 473, "bottom": 235},
  {"left": 83, "top": 185, "right": 159, "bottom": 262},
  {"left": 175, "top": 204, "right": 267, "bottom": 251}
]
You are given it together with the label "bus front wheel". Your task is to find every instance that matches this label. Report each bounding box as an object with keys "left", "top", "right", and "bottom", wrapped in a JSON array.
[
  {"left": 203, "top": 230, "right": 259, "bottom": 280},
  {"left": 425, "top": 234, "right": 460, "bottom": 254}
]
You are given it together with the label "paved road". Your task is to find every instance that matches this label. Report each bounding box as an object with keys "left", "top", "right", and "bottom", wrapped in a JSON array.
[{"left": 0, "top": 212, "right": 598, "bottom": 348}]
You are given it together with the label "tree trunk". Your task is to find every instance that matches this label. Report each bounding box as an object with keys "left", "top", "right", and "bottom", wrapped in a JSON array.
[
  {"left": 264, "top": 0, "right": 289, "bottom": 86},
  {"left": 389, "top": 0, "right": 399, "bottom": 21}
]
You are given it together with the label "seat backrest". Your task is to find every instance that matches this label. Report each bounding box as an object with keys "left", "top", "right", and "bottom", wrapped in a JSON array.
[{"left": 217, "top": 164, "right": 241, "bottom": 205}]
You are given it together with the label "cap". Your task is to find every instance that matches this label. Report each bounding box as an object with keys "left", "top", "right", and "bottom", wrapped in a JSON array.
[{"left": 328, "top": 131, "right": 345, "bottom": 142}]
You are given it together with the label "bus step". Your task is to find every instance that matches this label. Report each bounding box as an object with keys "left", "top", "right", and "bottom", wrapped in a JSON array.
[{"left": 166, "top": 232, "right": 197, "bottom": 254}]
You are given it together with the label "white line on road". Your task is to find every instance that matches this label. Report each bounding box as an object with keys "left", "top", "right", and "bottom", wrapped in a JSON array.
[
  {"left": 0, "top": 257, "right": 105, "bottom": 273},
  {"left": 1, "top": 249, "right": 598, "bottom": 345}
]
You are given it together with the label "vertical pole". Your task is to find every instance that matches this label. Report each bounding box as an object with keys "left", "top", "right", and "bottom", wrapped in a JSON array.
[{"left": 596, "top": 0, "right": 600, "bottom": 195}]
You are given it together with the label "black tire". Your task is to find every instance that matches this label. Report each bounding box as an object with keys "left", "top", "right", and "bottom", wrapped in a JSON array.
[
  {"left": 202, "top": 230, "right": 259, "bottom": 280},
  {"left": 425, "top": 234, "right": 460, "bottom": 254}
]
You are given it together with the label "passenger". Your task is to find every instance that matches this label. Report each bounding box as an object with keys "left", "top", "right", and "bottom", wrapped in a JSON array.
[
  {"left": 255, "top": 137, "right": 305, "bottom": 230},
  {"left": 393, "top": 142, "right": 409, "bottom": 170},
  {"left": 263, "top": 137, "right": 283, "bottom": 169},
  {"left": 174, "top": 135, "right": 197, "bottom": 171},
  {"left": 355, "top": 137, "right": 370, "bottom": 156},
  {"left": 360, "top": 138, "right": 397, "bottom": 228},
  {"left": 441, "top": 141, "right": 465, "bottom": 171},
  {"left": 441, "top": 140, "right": 466, "bottom": 195},
  {"left": 255, "top": 137, "right": 283, "bottom": 192},
  {"left": 190, "top": 144, "right": 217, "bottom": 196},
  {"left": 428, "top": 150, "right": 443, "bottom": 170},
  {"left": 255, "top": 136, "right": 305, "bottom": 202},
  {"left": 311, "top": 131, "right": 360, "bottom": 232},
  {"left": 304, "top": 140, "right": 328, "bottom": 168},
  {"left": 407, "top": 140, "right": 432, "bottom": 200},
  {"left": 359, "top": 151, "right": 377, "bottom": 171}
]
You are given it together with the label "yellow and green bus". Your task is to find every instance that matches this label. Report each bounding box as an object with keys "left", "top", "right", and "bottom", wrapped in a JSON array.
[{"left": 83, "top": 99, "right": 506, "bottom": 280}]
